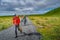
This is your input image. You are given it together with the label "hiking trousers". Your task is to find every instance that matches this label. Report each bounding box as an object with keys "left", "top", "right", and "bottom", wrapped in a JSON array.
[{"left": 15, "top": 25, "right": 19, "bottom": 36}]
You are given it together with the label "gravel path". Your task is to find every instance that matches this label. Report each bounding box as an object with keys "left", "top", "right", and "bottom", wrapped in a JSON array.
[{"left": 0, "top": 18, "right": 42, "bottom": 40}]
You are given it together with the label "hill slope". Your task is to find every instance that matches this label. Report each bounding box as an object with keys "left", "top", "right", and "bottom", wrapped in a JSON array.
[{"left": 43, "top": 7, "right": 60, "bottom": 16}]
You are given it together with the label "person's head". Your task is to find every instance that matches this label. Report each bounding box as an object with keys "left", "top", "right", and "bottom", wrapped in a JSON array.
[{"left": 14, "top": 14, "right": 16, "bottom": 16}]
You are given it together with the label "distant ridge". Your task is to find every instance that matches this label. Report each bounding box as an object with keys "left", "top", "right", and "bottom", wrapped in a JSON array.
[{"left": 43, "top": 7, "right": 60, "bottom": 16}]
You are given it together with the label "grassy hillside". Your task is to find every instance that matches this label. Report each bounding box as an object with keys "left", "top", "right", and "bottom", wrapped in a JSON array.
[
  {"left": 29, "top": 16, "right": 60, "bottom": 40},
  {"left": 29, "top": 7, "right": 60, "bottom": 40},
  {"left": 44, "top": 7, "right": 60, "bottom": 16}
]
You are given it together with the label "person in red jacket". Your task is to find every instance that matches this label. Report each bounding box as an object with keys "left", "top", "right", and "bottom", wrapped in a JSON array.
[{"left": 13, "top": 14, "right": 21, "bottom": 38}]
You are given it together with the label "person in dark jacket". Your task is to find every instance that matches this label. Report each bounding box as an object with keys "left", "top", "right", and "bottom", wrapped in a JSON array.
[{"left": 23, "top": 16, "right": 27, "bottom": 26}]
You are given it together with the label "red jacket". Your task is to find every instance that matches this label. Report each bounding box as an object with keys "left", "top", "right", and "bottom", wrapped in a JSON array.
[{"left": 13, "top": 16, "right": 20, "bottom": 25}]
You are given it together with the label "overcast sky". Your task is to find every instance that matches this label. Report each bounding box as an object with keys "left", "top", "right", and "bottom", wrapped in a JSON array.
[{"left": 0, "top": 0, "right": 60, "bottom": 15}]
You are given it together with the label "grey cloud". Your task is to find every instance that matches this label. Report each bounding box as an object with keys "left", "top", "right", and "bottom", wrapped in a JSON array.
[{"left": 0, "top": 0, "right": 60, "bottom": 13}]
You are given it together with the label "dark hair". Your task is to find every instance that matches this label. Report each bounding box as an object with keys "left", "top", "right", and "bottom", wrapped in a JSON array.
[{"left": 14, "top": 14, "right": 16, "bottom": 16}]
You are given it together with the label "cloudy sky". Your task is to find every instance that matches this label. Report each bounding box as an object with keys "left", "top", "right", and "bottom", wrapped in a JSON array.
[{"left": 0, "top": 0, "right": 60, "bottom": 15}]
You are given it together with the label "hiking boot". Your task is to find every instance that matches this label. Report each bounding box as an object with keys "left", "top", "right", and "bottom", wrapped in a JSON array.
[{"left": 15, "top": 36, "right": 18, "bottom": 38}]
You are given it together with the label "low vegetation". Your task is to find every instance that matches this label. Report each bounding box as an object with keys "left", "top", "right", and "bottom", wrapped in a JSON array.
[
  {"left": 29, "top": 7, "right": 60, "bottom": 40},
  {"left": 29, "top": 16, "right": 60, "bottom": 40},
  {"left": 0, "top": 16, "right": 12, "bottom": 31}
]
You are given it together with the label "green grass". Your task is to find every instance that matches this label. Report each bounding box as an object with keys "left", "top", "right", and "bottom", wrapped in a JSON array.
[
  {"left": 0, "top": 16, "right": 12, "bottom": 31},
  {"left": 29, "top": 16, "right": 60, "bottom": 40}
]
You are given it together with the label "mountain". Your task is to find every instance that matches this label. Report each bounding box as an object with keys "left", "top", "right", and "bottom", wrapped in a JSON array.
[{"left": 44, "top": 7, "right": 60, "bottom": 16}]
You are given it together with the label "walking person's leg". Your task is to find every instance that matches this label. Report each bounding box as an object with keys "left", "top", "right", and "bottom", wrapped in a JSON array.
[
  {"left": 15, "top": 25, "right": 18, "bottom": 38},
  {"left": 24, "top": 19, "right": 27, "bottom": 26},
  {"left": 24, "top": 21, "right": 26, "bottom": 26}
]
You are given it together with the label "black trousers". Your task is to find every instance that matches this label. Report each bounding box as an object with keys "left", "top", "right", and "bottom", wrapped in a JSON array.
[
  {"left": 24, "top": 19, "right": 27, "bottom": 25},
  {"left": 15, "top": 25, "right": 19, "bottom": 36}
]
